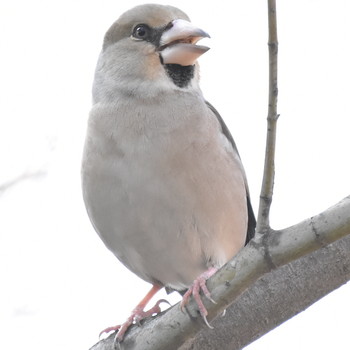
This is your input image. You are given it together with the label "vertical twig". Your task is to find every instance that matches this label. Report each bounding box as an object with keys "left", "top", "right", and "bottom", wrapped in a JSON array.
[{"left": 256, "top": 0, "right": 279, "bottom": 234}]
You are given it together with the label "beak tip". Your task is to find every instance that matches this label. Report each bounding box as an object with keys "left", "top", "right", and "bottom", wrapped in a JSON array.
[{"left": 201, "top": 31, "right": 211, "bottom": 39}]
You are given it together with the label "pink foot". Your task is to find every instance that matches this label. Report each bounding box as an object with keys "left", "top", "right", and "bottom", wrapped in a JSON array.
[
  {"left": 180, "top": 267, "right": 218, "bottom": 328},
  {"left": 99, "top": 285, "right": 167, "bottom": 342},
  {"left": 100, "top": 299, "right": 169, "bottom": 341}
]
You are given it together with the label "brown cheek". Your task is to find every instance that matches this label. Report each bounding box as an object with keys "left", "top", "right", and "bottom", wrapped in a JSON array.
[{"left": 144, "top": 49, "right": 164, "bottom": 80}]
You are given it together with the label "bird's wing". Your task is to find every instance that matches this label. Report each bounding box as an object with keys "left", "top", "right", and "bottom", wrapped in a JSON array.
[{"left": 205, "top": 101, "right": 256, "bottom": 244}]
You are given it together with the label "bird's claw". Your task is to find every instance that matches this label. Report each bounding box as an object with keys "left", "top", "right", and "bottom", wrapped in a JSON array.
[
  {"left": 180, "top": 267, "right": 218, "bottom": 328},
  {"left": 99, "top": 325, "right": 121, "bottom": 338},
  {"left": 202, "top": 314, "right": 214, "bottom": 329}
]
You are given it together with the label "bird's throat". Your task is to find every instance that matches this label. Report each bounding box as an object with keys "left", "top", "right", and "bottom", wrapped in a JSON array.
[{"left": 164, "top": 64, "right": 194, "bottom": 88}]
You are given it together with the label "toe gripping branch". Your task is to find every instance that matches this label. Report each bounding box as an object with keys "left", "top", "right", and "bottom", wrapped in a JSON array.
[{"left": 180, "top": 267, "right": 218, "bottom": 329}]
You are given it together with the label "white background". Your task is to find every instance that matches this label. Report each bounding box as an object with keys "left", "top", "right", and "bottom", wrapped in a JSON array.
[{"left": 1, "top": 1, "right": 349, "bottom": 349}]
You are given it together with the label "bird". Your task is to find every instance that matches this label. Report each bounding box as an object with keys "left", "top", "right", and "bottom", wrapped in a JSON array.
[{"left": 82, "top": 3, "right": 256, "bottom": 342}]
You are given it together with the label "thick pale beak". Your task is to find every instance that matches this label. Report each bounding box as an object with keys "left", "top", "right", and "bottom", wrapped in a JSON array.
[{"left": 159, "top": 19, "right": 210, "bottom": 66}]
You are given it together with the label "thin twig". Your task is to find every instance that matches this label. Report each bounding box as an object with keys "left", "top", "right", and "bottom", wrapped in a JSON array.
[
  {"left": 0, "top": 170, "right": 47, "bottom": 195},
  {"left": 256, "top": 0, "right": 279, "bottom": 234}
]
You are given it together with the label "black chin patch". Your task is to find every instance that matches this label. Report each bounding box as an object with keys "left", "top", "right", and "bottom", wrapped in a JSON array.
[{"left": 164, "top": 64, "right": 194, "bottom": 88}]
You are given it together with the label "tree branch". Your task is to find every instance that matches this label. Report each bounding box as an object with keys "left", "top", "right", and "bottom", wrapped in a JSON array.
[
  {"left": 179, "top": 234, "right": 350, "bottom": 350},
  {"left": 90, "top": 196, "right": 350, "bottom": 350},
  {"left": 256, "top": 0, "right": 279, "bottom": 234}
]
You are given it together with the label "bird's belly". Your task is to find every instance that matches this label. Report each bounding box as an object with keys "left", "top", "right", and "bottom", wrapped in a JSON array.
[{"left": 82, "top": 123, "right": 247, "bottom": 290}]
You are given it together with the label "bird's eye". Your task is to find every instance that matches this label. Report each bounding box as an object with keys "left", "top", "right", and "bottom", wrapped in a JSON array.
[{"left": 132, "top": 24, "right": 150, "bottom": 40}]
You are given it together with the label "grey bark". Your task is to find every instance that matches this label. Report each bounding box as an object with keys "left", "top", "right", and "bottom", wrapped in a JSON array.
[{"left": 180, "top": 235, "right": 350, "bottom": 350}]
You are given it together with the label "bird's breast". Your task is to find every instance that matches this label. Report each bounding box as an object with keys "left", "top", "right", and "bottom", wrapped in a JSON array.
[{"left": 82, "top": 96, "right": 247, "bottom": 289}]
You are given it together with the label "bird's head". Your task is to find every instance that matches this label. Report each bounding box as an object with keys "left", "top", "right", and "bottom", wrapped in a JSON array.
[{"left": 93, "top": 4, "right": 210, "bottom": 102}]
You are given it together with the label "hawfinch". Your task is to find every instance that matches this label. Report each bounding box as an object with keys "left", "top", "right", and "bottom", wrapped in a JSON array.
[{"left": 82, "top": 3, "right": 255, "bottom": 342}]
